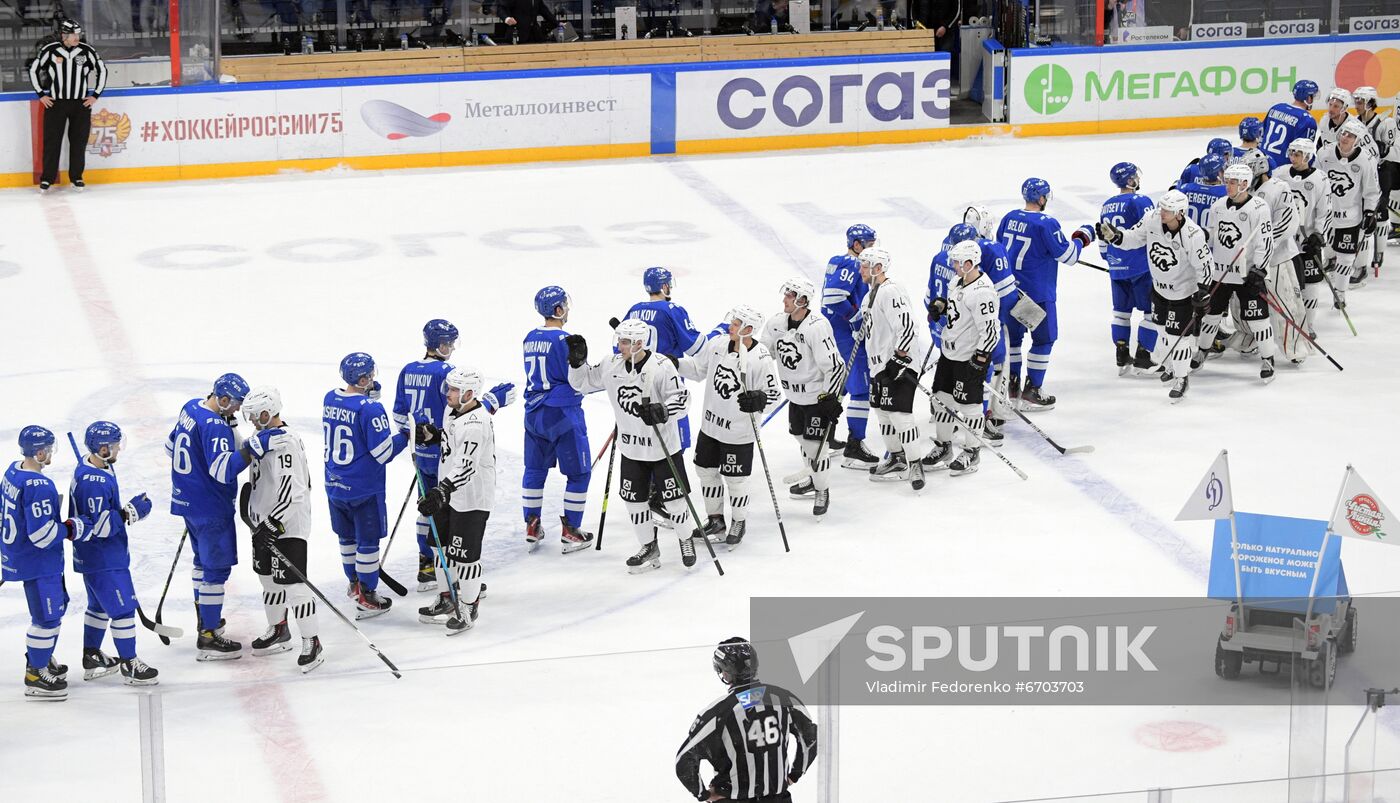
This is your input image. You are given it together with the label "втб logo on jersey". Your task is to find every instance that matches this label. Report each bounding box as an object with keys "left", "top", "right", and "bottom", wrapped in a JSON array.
[{"left": 1025, "top": 64, "right": 1073, "bottom": 116}]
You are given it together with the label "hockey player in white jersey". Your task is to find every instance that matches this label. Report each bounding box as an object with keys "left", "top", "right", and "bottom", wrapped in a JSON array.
[
  {"left": 242, "top": 387, "right": 323, "bottom": 674},
  {"left": 857, "top": 247, "right": 931, "bottom": 490},
  {"left": 1242, "top": 149, "right": 1309, "bottom": 363},
  {"left": 1282, "top": 138, "right": 1334, "bottom": 336},
  {"left": 924, "top": 241, "right": 1000, "bottom": 475},
  {"left": 1316, "top": 119, "right": 1381, "bottom": 305},
  {"left": 1352, "top": 86, "right": 1397, "bottom": 267},
  {"left": 677, "top": 305, "right": 782, "bottom": 550},
  {"left": 1097, "top": 190, "right": 1211, "bottom": 402},
  {"left": 761, "top": 278, "right": 845, "bottom": 517},
  {"left": 415, "top": 368, "right": 496, "bottom": 634},
  {"left": 1198, "top": 163, "right": 1278, "bottom": 384},
  {"left": 568, "top": 319, "right": 700, "bottom": 572}
]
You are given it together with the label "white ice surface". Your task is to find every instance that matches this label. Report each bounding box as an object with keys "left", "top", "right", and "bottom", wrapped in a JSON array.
[{"left": 1, "top": 129, "right": 1399, "bottom": 802}]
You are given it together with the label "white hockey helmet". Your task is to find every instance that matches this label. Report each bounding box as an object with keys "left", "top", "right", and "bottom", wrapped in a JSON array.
[
  {"left": 1287, "top": 138, "right": 1316, "bottom": 157},
  {"left": 1327, "top": 87, "right": 1354, "bottom": 108},
  {"left": 858, "top": 246, "right": 893, "bottom": 275},
  {"left": 1243, "top": 149, "right": 1270, "bottom": 178},
  {"left": 947, "top": 240, "right": 981, "bottom": 269},
  {"left": 780, "top": 277, "right": 816, "bottom": 308},
  {"left": 613, "top": 318, "right": 656, "bottom": 353},
  {"left": 1157, "top": 189, "right": 1190, "bottom": 216},
  {"left": 727, "top": 304, "right": 765, "bottom": 339},
  {"left": 1223, "top": 162, "right": 1254, "bottom": 185},
  {"left": 1339, "top": 118, "right": 1368, "bottom": 143},
  {"left": 444, "top": 367, "right": 484, "bottom": 400},
  {"left": 963, "top": 204, "right": 995, "bottom": 239},
  {"left": 242, "top": 385, "right": 282, "bottom": 428},
  {"left": 1353, "top": 86, "right": 1378, "bottom": 110}
]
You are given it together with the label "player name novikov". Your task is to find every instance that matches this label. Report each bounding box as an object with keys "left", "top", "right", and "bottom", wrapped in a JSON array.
[{"left": 864, "top": 625, "right": 1158, "bottom": 673}]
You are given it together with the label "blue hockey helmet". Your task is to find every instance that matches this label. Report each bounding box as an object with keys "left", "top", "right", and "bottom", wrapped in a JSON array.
[
  {"left": 534, "top": 286, "right": 570, "bottom": 319},
  {"left": 642, "top": 267, "right": 673, "bottom": 295},
  {"left": 422, "top": 319, "right": 459, "bottom": 350},
  {"left": 19, "top": 425, "right": 56, "bottom": 457},
  {"left": 1206, "top": 137, "right": 1233, "bottom": 160},
  {"left": 1293, "top": 79, "right": 1319, "bottom": 104},
  {"left": 1238, "top": 116, "right": 1263, "bottom": 143},
  {"left": 212, "top": 372, "right": 249, "bottom": 402},
  {"left": 84, "top": 421, "right": 123, "bottom": 455},
  {"left": 1199, "top": 153, "right": 1226, "bottom": 182},
  {"left": 846, "top": 224, "right": 877, "bottom": 249},
  {"left": 1021, "top": 177, "right": 1051, "bottom": 204},
  {"left": 339, "top": 352, "right": 376, "bottom": 386},
  {"left": 1110, "top": 161, "right": 1141, "bottom": 190},
  {"left": 946, "top": 223, "right": 979, "bottom": 245}
]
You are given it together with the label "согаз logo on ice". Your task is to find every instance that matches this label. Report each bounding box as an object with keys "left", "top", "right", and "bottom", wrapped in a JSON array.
[{"left": 360, "top": 100, "right": 451, "bottom": 140}]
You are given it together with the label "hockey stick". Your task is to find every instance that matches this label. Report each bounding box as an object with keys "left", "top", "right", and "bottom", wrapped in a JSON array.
[
  {"left": 1262, "top": 289, "right": 1345, "bottom": 371},
  {"left": 1077, "top": 259, "right": 1111, "bottom": 274},
  {"left": 739, "top": 346, "right": 790, "bottom": 553},
  {"left": 1319, "top": 266, "right": 1359, "bottom": 336},
  {"left": 409, "top": 422, "right": 467, "bottom": 632},
  {"left": 371, "top": 475, "right": 416, "bottom": 597},
  {"left": 595, "top": 426, "right": 617, "bottom": 551},
  {"left": 1156, "top": 236, "right": 1257, "bottom": 376},
  {"left": 981, "top": 383, "right": 1095, "bottom": 455},
  {"left": 812, "top": 282, "right": 880, "bottom": 473},
  {"left": 65, "top": 433, "right": 184, "bottom": 639},
  {"left": 590, "top": 427, "right": 617, "bottom": 471},
  {"left": 150, "top": 529, "right": 186, "bottom": 647},
  {"left": 918, "top": 380, "right": 1029, "bottom": 481},
  {"left": 760, "top": 399, "right": 787, "bottom": 428}
]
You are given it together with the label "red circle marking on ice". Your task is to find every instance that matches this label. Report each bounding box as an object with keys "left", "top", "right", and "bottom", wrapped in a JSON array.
[{"left": 1134, "top": 721, "right": 1226, "bottom": 753}]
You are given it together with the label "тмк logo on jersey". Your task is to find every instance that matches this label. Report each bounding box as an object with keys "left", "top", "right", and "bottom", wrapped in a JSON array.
[{"left": 1025, "top": 64, "right": 1073, "bottom": 116}]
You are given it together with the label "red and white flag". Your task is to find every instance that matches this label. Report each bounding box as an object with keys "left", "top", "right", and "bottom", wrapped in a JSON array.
[{"left": 1330, "top": 467, "right": 1396, "bottom": 545}]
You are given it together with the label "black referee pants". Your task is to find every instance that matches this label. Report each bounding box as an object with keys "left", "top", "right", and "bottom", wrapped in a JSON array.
[{"left": 40, "top": 99, "right": 91, "bottom": 185}]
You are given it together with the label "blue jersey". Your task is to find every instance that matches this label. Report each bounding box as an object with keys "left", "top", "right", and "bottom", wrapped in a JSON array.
[
  {"left": 977, "top": 238, "right": 1019, "bottom": 319},
  {"left": 1100, "top": 192, "right": 1154, "bottom": 279},
  {"left": 393, "top": 357, "right": 453, "bottom": 472},
  {"left": 0, "top": 462, "right": 65, "bottom": 581},
  {"left": 1179, "top": 180, "right": 1228, "bottom": 230},
  {"left": 705, "top": 320, "right": 730, "bottom": 341},
  {"left": 821, "top": 254, "right": 866, "bottom": 336},
  {"left": 167, "top": 398, "right": 248, "bottom": 518},
  {"left": 322, "top": 389, "right": 408, "bottom": 501},
  {"left": 926, "top": 250, "right": 956, "bottom": 339},
  {"left": 996, "top": 210, "right": 1079, "bottom": 304},
  {"left": 624, "top": 300, "right": 703, "bottom": 359},
  {"left": 1177, "top": 160, "right": 1203, "bottom": 189},
  {"left": 1262, "top": 103, "right": 1318, "bottom": 169},
  {"left": 69, "top": 460, "right": 129, "bottom": 574},
  {"left": 522, "top": 327, "right": 584, "bottom": 413}
]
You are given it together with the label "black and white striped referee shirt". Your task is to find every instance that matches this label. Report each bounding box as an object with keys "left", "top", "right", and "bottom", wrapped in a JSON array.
[
  {"left": 29, "top": 41, "right": 107, "bottom": 100},
  {"left": 675, "top": 681, "right": 818, "bottom": 801}
]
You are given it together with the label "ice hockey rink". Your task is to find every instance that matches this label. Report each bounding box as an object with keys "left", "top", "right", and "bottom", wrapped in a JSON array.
[{"left": 1, "top": 128, "right": 1398, "bottom": 802}]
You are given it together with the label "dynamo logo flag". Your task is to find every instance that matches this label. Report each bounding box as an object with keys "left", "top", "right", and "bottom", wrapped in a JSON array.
[
  {"left": 1177, "top": 449, "right": 1233, "bottom": 521},
  {"left": 1330, "top": 466, "right": 1396, "bottom": 545}
]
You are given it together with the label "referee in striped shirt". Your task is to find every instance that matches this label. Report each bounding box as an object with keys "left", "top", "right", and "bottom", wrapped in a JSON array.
[
  {"left": 676, "top": 637, "right": 819, "bottom": 802},
  {"left": 29, "top": 20, "right": 108, "bottom": 192}
]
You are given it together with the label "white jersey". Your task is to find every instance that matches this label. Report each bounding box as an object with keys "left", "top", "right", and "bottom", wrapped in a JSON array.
[
  {"left": 1317, "top": 113, "right": 1380, "bottom": 158},
  {"left": 1316, "top": 144, "right": 1381, "bottom": 227},
  {"left": 1115, "top": 213, "right": 1211, "bottom": 300},
  {"left": 677, "top": 338, "right": 782, "bottom": 446},
  {"left": 570, "top": 352, "right": 688, "bottom": 462},
  {"left": 436, "top": 402, "right": 496, "bottom": 513},
  {"left": 1363, "top": 113, "right": 1397, "bottom": 164},
  {"left": 1255, "top": 176, "right": 1300, "bottom": 265},
  {"left": 760, "top": 311, "right": 843, "bottom": 405},
  {"left": 939, "top": 272, "right": 1000, "bottom": 361},
  {"left": 860, "top": 278, "right": 928, "bottom": 375},
  {"left": 1207, "top": 195, "right": 1273, "bottom": 283},
  {"left": 247, "top": 427, "right": 312, "bottom": 539},
  {"left": 1282, "top": 165, "right": 1333, "bottom": 241}
]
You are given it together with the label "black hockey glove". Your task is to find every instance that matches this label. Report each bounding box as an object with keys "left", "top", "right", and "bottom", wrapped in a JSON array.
[
  {"left": 607, "top": 316, "right": 621, "bottom": 330},
  {"left": 252, "top": 516, "right": 285, "bottom": 554},
  {"left": 416, "top": 420, "right": 442, "bottom": 446},
  {"left": 1304, "top": 232, "right": 1325, "bottom": 258},
  {"left": 1247, "top": 264, "right": 1267, "bottom": 282},
  {"left": 970, "top": 350, "right": 991, "bottom": 373},
  {"left": 1097, "top": 220, "right": 1123, "bottom": 245},
  {"left": 638, "top": 402, "right": 669, "bottom": 426},
  {"left": 417, "top": 479, "right": 456, "bottom": 517},
  {"left": 737, "top": 389, "right": 767, "bottom": 414},
  {"left": 881, "top": 353, "right": 913, "bottom": 383},
  {"left": 565, "top": 334, "right": 588, "bottom": 368},
  {"left": 1363, "top": 209, "right": 1378, "bottom": 234},
  {"left": 1192, "top": 287, "right": 1210, "bottom": 317},
  {"left": 927, "top": 297, "right": 948, "bottom": 323},
  {"left": 815, "top": 393, "right": 843, "bottom": 424}
]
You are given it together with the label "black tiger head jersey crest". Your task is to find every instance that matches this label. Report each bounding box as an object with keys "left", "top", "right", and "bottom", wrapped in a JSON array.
[
  {"left": 713, "top": 364, "right": 741, "bottom": 400},
  {"left": 616, "top": 384, "right": 644, "bottom": 417},
  {"left": 774, "top": 339, "right": 801, "bottom": 370},
  {"left": 1148, "top": 242, "right": 1177, "bottom": 271},
  {"left": 1327, "top": 170, "right": 1354, "bottom": 197},
  {"left": 1216, "top": 220, "right": 1243, "bottom": 249}
]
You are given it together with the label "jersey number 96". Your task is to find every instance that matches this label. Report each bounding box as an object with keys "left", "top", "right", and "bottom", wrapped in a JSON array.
[{"left": 324, "top": 423, "right": 356, "bottom": 465}]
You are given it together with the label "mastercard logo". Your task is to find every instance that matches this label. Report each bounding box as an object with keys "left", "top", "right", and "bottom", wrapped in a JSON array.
[{"left": 1335, "top": 48, "right": 1400, "bottom": 97}]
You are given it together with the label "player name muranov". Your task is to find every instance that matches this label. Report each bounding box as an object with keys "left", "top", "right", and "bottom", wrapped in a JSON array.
[{"left": 864, "top": 624, "right": 1159, "bottom": 672}]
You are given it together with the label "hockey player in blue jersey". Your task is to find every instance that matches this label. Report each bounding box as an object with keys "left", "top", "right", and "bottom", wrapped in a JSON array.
[
  {"left": 997, "top": 178, "right": 1093, "bottom": 412},
  {"left": 1, "top": 426, "right": 85, "bottom": 699},
  {"left": 1180, "top": 154, "right": 1229, "bottom": 230},
  {"left": 393, "top": 319, "right": 458, "bottom": 591},
  {"left": 1262, "top": 80, "right": 1319, "bottom": 170},
  {"left": 167, "top": 372, "right": 281, "bottom": 661},
  {"left": 1235, "top": 117, "right": 1263, "bottom": 159},
  {"left": 1177, "top": 138, "right": 1233, "bottom": 188},
  {"left": 523, "top": 286, "right": 595, "bottom": 553},
  {"left": 70, "top": 421, "right": 159, "bottom": 686},
  {"left": 324, "top": 353, "right": 410, "bottom": 619},
  {"left": 1099, "top": 162, "right": 1158, "bottom": 376},
  {"left": 821, "top": 224, "right": 879, "bottom": 469},
  {"left": 942, "top": 220, "right": 1019, "bottom": 446}
]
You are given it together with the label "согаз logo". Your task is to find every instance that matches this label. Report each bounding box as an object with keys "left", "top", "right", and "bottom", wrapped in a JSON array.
[
  {"left": 360, "top": 99, "right": 451, "bottom": 140},
  {"left": 1025, "top": 64, "right": 1072, "bottom": 115}
]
